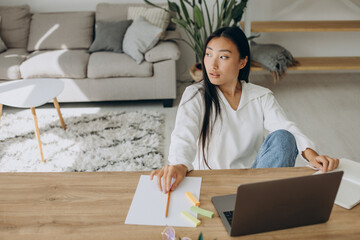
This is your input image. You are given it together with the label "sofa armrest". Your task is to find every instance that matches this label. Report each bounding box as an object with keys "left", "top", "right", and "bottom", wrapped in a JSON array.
[{"left": 145, "top": 40, "right": 180, "bottom": 63}]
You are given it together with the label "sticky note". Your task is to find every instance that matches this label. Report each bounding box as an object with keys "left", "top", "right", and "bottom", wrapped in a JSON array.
[
  {"left": 190, "top": 206, "right": 214, "bottom": 218},
  {"left": 181, "top": 211, "right": 201, "bottom": 227},
  {"left": 185, "top": 191, "right": 200, "bottom": 206}
]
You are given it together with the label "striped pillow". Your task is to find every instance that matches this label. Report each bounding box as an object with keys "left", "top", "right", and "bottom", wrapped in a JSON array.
[{"left": 127, "top": 6, "right": 170, "bottom": 39}]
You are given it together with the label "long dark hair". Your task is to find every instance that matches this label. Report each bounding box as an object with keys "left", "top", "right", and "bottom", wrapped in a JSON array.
[{"left": 199, "top": 26, "right": 251, "bottom": 169}]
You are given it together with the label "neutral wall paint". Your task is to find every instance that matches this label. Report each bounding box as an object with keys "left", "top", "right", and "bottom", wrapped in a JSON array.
[{"left": 1, "top": 0, "right": 359, "bottom": 80}]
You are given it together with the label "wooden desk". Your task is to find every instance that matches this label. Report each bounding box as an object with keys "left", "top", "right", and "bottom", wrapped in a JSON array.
[{"left": 0, "top": 168, "right": 359, "bottom": 239}]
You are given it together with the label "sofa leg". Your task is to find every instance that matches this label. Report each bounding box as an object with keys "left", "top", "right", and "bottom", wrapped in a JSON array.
[{"left": 163, "top": 99, "right": 173, "bottom": 108}]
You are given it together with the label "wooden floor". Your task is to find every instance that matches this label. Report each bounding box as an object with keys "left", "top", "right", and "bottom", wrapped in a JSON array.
[
  {"left": 175, "top": 72, "right": 360, "bottom": 165},
  {"left": 251, "top": 72, "right": 360, "bottom": 164},
  {"left": 2, "top": 72, "right": 360, "bottom": 165}
]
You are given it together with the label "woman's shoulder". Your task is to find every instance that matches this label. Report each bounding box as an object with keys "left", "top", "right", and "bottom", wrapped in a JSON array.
[
  {"left": 185, "top": 81, "right": 204, "bottom": 93},
  {"left": 180, "top": 81, "right": 205, "bottom": 106},
  {"left": 243, "top": 81, "right": 273, "bottom": 99}
]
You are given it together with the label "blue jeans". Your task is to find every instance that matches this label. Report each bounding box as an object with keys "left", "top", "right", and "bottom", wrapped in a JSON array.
[{"left": 252, "top": 130, "right": 298, "bottom": 168}]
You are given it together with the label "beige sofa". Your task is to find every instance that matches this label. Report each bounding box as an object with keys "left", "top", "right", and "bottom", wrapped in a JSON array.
[{"left": 0, "top": 3, "right": 181, "bottom": 107}]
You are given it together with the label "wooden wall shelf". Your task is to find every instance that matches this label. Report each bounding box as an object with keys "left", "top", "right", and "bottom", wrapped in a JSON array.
[
  {"left": 245, "top": 19, "right": 360, "bottom": 73},
  {"left": 249, "top": 20, "right": 360, "bottom": 32},
  {"left": 251, "top": 57, "right": 360, "bottom": 71}
]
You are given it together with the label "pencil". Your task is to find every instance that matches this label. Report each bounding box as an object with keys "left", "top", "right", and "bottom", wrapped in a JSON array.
[{"left": 165, "top": 190, "right": 171, "bottom": 217}]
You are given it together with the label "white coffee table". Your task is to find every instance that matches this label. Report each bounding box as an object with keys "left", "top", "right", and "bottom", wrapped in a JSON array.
[{"left": 0, "top": 78, "right": 66, "bottom": 163}]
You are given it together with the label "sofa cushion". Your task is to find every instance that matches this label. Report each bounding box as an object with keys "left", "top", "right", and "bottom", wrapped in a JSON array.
[
  {"left": 127, "top": 6, "right": 170, "bottom": 39},
  {"left": 96, "top": 3, "right": 172, "bottom": 27},
  {"left": 87, "top": 52, "right": 153, "bottom": 78},
  {"left": 145, "top": 41, "right": 180, "bottom": 63},
  {"left": 88, "top": 20, "right": 133, "bottom": 53},
  {"left": 0, "top": 49, "right": 28, "bottom": 80},
  {"left": 20, "top": 50, "right": 89, "bottom": 79},
  {"left": 96, "top": 3, "right": 128, "bottom": 22},
  {"left": 123, "top": 16, "right": 162, "bottom": 64},
  {"left": 0, "top": 5, "right": 31, "bottom": 48},
  {"left": 27, "top": 12, "right": 94, "bottom": 51}
]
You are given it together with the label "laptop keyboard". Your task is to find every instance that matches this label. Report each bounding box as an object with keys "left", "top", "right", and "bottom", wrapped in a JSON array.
[{"left": 223, "top": 211, "right": 234, "bottom": 225}]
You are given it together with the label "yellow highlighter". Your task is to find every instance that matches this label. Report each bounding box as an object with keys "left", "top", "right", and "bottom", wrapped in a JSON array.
[
  {"left": 181, "top": 211, "right": 201, "bottom": 227},
  {"left": 185, "top": 191, "right": 200, "bottom": 206}
]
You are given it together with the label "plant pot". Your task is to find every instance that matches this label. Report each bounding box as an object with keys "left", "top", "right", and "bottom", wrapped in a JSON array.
[{"left": 189, "top": 63, "right": 203, "bottom": 82}]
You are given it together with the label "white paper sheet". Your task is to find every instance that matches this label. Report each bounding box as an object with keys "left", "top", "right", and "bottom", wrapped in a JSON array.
[
  {"left": 313, "top": 158, "right": 360, "bottom": 209},
  {"left": 125, "top": 175, "right": 202, "bottom": 227}
]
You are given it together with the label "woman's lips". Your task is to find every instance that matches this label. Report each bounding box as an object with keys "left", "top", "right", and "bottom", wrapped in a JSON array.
[{"left": 209, "top": 72, "right": 220, "bottom": 78}]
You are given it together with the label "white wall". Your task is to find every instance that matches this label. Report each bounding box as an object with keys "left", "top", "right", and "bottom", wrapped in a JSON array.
[
  {"left": 249, "top": 0, "right": 360, "bottom": 58},
  {"left": 1, "top": 0, "right": 359, "bottom": 80}
]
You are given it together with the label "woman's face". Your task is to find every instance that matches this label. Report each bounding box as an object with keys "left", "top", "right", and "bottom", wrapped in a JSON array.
[{"left": 204, "top": 37, "right": 247, "bottom": 87}]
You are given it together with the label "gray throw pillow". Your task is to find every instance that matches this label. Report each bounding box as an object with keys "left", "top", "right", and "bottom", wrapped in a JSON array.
[
  {"left": 89, "top": 20, "right": 133, "bottom": 53},
  {"left": 0, "top": 5, "right": 31, "bottom": 49},
  {"left": 0, "top": 16, "right": 8, "bottom": 53},
  {"left": 0, "top": 36, "right": 6, "bottom": 53},
  {"left": 250, "top": 41, "right": 298, "bottom": 82},
  {"left": 123, "top": 16, "right": 162, "bottom": 64}
]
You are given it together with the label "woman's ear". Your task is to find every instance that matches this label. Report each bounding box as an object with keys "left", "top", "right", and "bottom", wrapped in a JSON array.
[{"left": 239, "top": 56, "right": 248, "bottom": 70}]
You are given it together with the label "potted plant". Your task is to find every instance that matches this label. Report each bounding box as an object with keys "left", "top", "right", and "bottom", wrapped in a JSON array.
[{"left": 145, "top": 0, "right": 248, "bottom": 82}]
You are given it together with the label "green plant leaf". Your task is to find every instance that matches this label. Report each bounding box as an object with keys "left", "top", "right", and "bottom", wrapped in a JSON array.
[
  {"left": 217, "top": 0, "right": 229, "bottom": 29},
  {"left": 203, "top": 0, "right": 212, "bottom": 35},
  {"left": 168, "top": 1, "right": 181, "bottom": 18},
  {"left": 198, "top": 232, "right": 203, "bottom": 240},
  {"left": 223, "top": 0, "right": 235, "bottom": 21},
  {"left": 227, "top": 0, "right": 236, "bottom": 15},
  {"left": 222, "top": 0, "right": 228, "bottom": 9},
  {"left": 145, "top": 0, "right": 247, "bottom": 64},
  {"left": 216, "top": 0, "right": 220, "bottom": 27},
  {"left": 144, "top": 0, "right": 171, "bottom": 13},
  {"left": 232, "top": 0, "right": 247, "bottom": 23},
  {"left": 179, "top": 0, "right": 191, "bottom": 24},
  {"left": 183, "top": 0, "right": 194, "bottom": 7},
  {"left": 222, "top": 4, "right": 234, "bottom": 26},
  {"left": 171, "top": 18, "right": 189, "bottom": 29},
  {"left": 144, "top": 0, "right": 158, "bottom": 8},
  {"left": 193, "top": 5, "right": 204, "bottom": 28}
]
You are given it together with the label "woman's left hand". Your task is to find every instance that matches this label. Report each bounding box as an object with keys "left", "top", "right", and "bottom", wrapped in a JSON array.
[{"left": 308, "top": 155, "right": 340, "bottom": 173}]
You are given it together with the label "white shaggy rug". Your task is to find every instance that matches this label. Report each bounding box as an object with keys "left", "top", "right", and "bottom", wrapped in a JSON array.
[{"left": 0, "top": 110, "right": 165, "bottom": 172}]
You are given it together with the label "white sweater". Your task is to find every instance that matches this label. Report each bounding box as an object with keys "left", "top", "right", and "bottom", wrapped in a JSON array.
[{"left": 168, "top": 81, "right": 316, "bottom": 171}]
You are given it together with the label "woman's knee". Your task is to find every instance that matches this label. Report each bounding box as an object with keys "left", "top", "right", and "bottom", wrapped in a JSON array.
[
  {"left": 267, "top": 129, "right": 296, "bottom": 149},
  {"left": 272, "top": 130, "right": 298, "bottom": 166},
  {"left": 254, "top": 130, "right": 298, "bottom": 168}
]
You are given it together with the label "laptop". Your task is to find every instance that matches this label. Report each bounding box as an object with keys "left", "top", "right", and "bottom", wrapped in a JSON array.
[{"left": 211, "top": 171, "right": 343, "bottom": 236}]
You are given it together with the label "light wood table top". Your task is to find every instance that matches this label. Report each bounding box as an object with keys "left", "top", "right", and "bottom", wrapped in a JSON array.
[{"left": 0, "top": 167, "right": 359, "bottom": 239}]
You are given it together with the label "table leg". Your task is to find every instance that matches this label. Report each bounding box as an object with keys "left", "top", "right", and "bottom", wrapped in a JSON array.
[
  {"left": 53, "top": 98, "right": 66, "bottom": 130},
  {"left": 31, "top": 107, "right": 45, "bottom": 163},
  {"left": 0, "top": 104, "right": 2, "bottom": 121}
]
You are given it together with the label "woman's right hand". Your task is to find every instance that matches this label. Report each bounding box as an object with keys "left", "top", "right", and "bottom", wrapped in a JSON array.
[{"left": 150, "top": 164, "right": 188, "bottom": 193}]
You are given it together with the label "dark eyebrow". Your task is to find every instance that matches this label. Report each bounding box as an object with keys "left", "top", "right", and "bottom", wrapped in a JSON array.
[
  {"left": 219, "top": 49, "right": 232, "bottom": 53},
  {"left": 206, "top": 47, "right": 232, "bottom": 53}
]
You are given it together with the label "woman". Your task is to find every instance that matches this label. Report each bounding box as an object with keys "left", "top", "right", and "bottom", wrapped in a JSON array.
[{"left": 151, "top": 26, "right": 339, "bottom": 193}]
